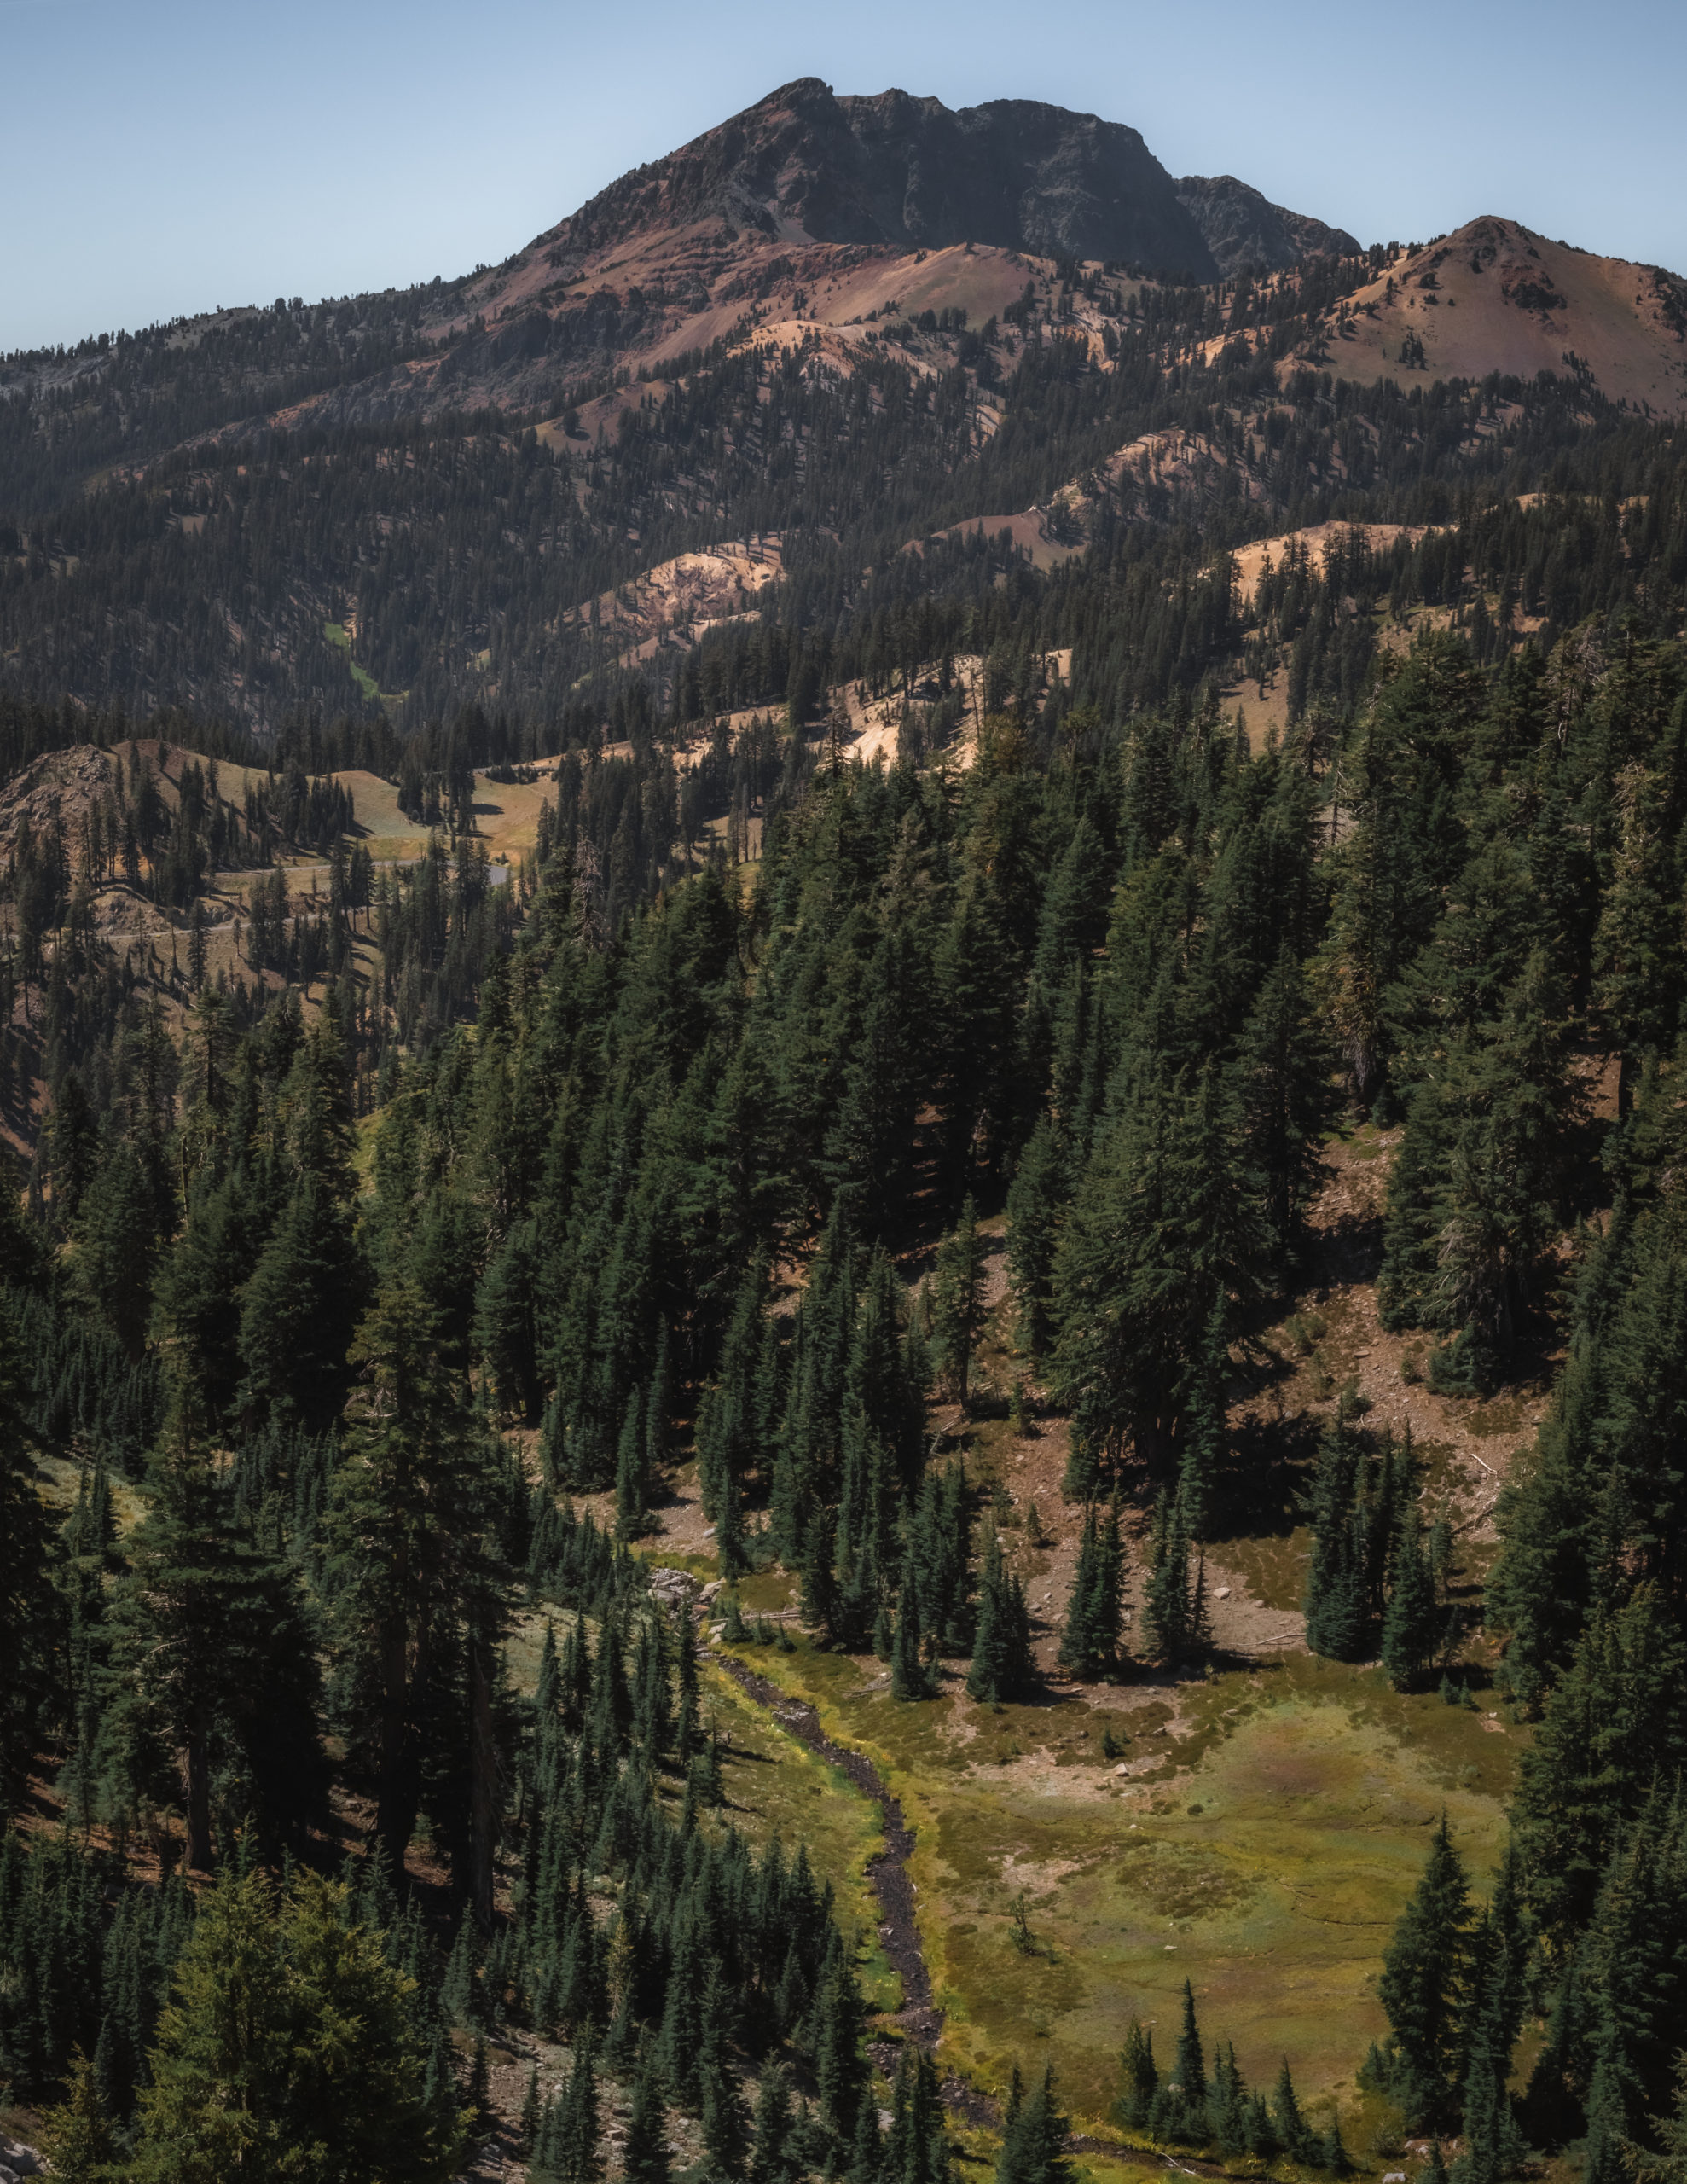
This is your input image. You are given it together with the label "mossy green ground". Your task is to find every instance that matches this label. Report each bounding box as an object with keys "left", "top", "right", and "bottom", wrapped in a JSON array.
[{"left": 719, "top": 1636, "right": 1521, "bottom": 2126}]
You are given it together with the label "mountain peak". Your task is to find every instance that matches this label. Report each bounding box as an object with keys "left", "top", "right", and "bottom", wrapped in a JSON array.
[{"left": 538, "top": 79, "right": 1229, "bottom": 276}]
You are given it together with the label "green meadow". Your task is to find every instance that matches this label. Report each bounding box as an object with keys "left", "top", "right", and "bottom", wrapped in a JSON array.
[{"left": 713, "top": 1634, "right": 1520, "bottom": 2125}]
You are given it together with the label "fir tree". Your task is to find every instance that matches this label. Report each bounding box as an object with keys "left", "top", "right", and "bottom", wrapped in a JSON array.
[
  {"left": 892, "top": 1558, "right": 934, "bottom": 1701},
  {"left": 1050, "top": 1061, "right": 1267, "bottom": 1498},
  {"left": 748, "top": 2063, "right": 795, "bottom": 2184},
  {"left": 966, "top": 1525, "right": 1034, "bottom": 1704},
  {"left": 1116, "top": 2020, "right": 1157, "bottom": 2129},
  {"left": 1377, "top": 1815, "right": 1472, "bottom": 2129},
  {"left": 699, "top": 1968, "right": 750, "bottom": 2176},
  {"left": 1006, "top": 1119, "right": 1068, "bottom": 1358},
  {"left": 321, "top": 1281, "right": 507, "bottom": 1899},
  {"left": 814, "top": 1951, "right": 869, "bottom": 2142},
  {"left": 1628, "top": 2053, "right": 1687, "bottom": 2184},
  {"left": 131, "top": 1867, "right": 467, "bottom": 2183},
  {"left": 1269, "top": 2059, "right": 1314, "bottom": 2165},
  {"left": 1172, "top": 1981, "right": 1206, "bottom": 2109},
  {"left": 1380, "top": 1503, "right": 1441, "bottom": 1690},
  {"left": 1139, "top": 1490, "right": 1198, "bottom": 1664},
  {"left": 101, "top": 1374, "right": 326, "bottom": 1868},
  {"left": 1302, "top": 1404, "right": 1375, "bottom": 1664},
  {"left": 1510, "top": 1585, "right": 1687, "bottom": 1943},
  {"left": 1058, "top": 1500, "right": 1126, "bottom": 1681},
  {"left": 616, "top": 1390, "right": 652, "bottom": 1542},
  {"left": 0, "top": 1288, "right": 57, "bottom": 1819},
  {"left": 623, "top": 2045, "right": 672, "bottom": 2184},
  {"left": 39, "top": 2048, "right": 122, "bottom": 2183},
  {"left": 994, "top": 2063, "right": 1071, "bottom": 2184},
  {"left": 930, "top": 1198, "right": 987, "bottom": 1409}
]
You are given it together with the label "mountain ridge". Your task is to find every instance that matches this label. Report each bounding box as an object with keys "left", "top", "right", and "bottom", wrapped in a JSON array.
[
  {"left": 3, "top": 85, "right": 1685, "bottom": 733},
  {"left": 525, "top": 78, "right": 1236, "bottom": 273}
]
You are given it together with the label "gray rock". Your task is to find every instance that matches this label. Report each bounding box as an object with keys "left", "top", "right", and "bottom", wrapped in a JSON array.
[{"left": 1175, "top": 173, "right": 1360, "bottom": 276}]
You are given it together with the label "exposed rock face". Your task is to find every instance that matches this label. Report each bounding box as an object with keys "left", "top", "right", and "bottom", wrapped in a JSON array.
[
  {"left": 545, "top": 78, "right": 1225, "bottom": 276},
  {"left": 1175, "top": 173, "right": 1360, "bottom": 276}
]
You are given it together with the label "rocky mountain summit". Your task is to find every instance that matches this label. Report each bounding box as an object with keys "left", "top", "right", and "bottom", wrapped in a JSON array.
[{"left": 537, "top": 77, "right": 1348, "bottom": 279}]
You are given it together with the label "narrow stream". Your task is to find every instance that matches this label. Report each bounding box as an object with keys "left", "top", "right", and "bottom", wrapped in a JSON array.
[
  {"left": 710, "top": 1650, "right": 942, "bottom": 2047},
  {"left": 709, "top": 1642, "right": 1229, "bottom": 2170}
]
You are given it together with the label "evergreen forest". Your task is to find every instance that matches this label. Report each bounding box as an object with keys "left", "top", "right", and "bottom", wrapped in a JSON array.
[{"left": 4, "top": 90, "right": 1687, "bottom": 2184}]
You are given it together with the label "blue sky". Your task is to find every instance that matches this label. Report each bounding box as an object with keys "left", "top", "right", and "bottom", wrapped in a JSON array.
[{"left": 4, "top": 0, "right": 1684, "bottom": 353}]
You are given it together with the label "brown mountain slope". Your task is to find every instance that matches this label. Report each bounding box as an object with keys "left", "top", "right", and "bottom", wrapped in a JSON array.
[
  {"left": 1299, "top": 217, "right": 1687, "bottom": 413},
  {"left": 339, "top": 80, "right": 1352, "bottom": 421}
]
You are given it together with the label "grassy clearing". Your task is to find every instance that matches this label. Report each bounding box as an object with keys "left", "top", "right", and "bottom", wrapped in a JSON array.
[
  {"left": 32, "top": 1450, "right": 148, "bottom": 1530},
  {"left": 322, "top": 620, "right": 381, "bottom": 705},
  {"left": 719, "top": 1637, "right": 1520, "bottom": 2123},
  {"left": 1215, "top": 1528, "right": 1310, "bottom": 1613}
]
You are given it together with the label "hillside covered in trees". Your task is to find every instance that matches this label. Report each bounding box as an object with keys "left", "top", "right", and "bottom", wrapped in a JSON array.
[{"left": 4, "top": 69, "right": 1687, "bottom": 2184}]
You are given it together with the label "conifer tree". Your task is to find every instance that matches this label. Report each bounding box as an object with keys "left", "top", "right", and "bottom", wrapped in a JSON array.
[
  {"left": 1509, "top": 1585, "right": 1687, "bottom": 1943},
  {"left": 1380, "top": 1504, "right": 1441, "bottom": 1690},
  {"left": 747, "top": 2063, "right": 796, "bottom": 2184},
  {"left": 814, "top": 1951, "right": 869, "bottom": 2143},
  {"left": 884, "top": 2039, "right": 949, "bottom": 2184},
  {"left": 966, "top": 1525, "right": 1034, "bottom": 1704},
  {"left": 39, "top": 2048, "right": 122, "bottom": 2183},
  {"left": 1172, "top": 1981, "right": 1206, "bottom": 2109},
  {"left": 322, "top": 1281, "right": 507, "bottom": 1891},
  {"left": 1376, "top": 1815, "right": 1472, "bottom": 2128},
  {"left": 930, "top": 1198, "right": 987, "bottom": 1409},
  {"left": 1058, "top": 1501, "right": 1126, "bottom": 1680},
  {"left": 73, "top": 1136, "right": 164, "bottom": 1362},
  {"left": 1006, "top": 1119, "right": 1067, "bottom": 1357},
  {"left": 1139, "top": 1491, "right": 1198, "bottom": 1664},
  {"left": 1269, "top": 2059, "right": 1313, "bottom": 2165},
  {"left": 1579, "top": 2014, "right": 1630, "bottom": 2184},
  {"left": 623, "top": 2044, "right": 672, "bottom": 2184},
  {"left": 1628, "top": 2053, "right": 1687, "bottom": 2184},
  {"left": 1238, "top": 940, "right": 1333, "bottom": 1255},
  {"left": 1208, "top": 2043, "right": 1248, "bottom": 2156},
  {"left": 1117, "top": 2021, "right": 1157, "bottom": 2129},
  {"left": 696, "top": 1260, "right": 768, "bottom": 1531},
  {"left": 1176, "top": 1291, "right": 1229, "bottom": 1544},
  {"left": 891, "top": 1555, "right": 934, "bottom": 1701},
  {"left": 132, "top": 1867, "right": 467, "bottom": 2183},
  {"left": 101, "top": 1374, "right": 325, "bottom": 1868},
  {"left": 1591, "top": 763, "right": 1683, "bottom": 1115},
  {"left": 908, "top": 1459, "right": 975, "bottom": 1656},
  {"left": 0, "top": 1289, "right": 57, "bottom": 1819},
  {"left": 994, "top": 2063, "right": 1071, "bottom": 2184},
  {"left": 1302, "top": 1405, "right": 1374, "bottom": 1664},
  {"left": 536, "top": 2027, "right": 604, "bottom": 2184},
  {"left": 615, "top": 1391, "right": 651, "bottom": 1542},
  {"left": 1051, "top": 1061, "right": 1266, "bottom": 1498}
]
